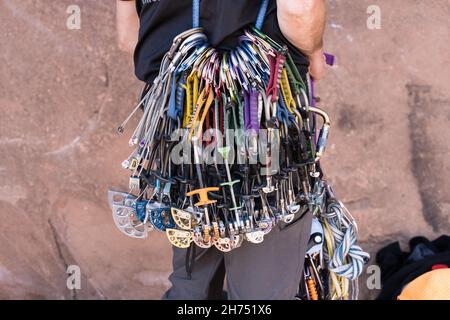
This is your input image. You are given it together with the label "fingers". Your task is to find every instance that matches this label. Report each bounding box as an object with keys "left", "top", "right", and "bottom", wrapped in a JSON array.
[{"left": 308, "top": 49, "right": 327, "bottom": 81}]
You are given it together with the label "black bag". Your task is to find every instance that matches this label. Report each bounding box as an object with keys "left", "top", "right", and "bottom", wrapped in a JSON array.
[{"left": 376, "top": 235, "right": 450, "bottom": 300}]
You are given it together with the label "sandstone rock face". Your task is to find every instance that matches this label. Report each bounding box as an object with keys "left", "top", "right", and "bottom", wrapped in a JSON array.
[{"left": 0, "top": 0, "right": 448, "bottom": 299}]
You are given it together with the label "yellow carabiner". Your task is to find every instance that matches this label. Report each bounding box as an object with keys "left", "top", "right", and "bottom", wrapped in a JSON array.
[
  {"left": 182, "top": 83, "right": 191, "bottom": 128},
  {"left": 187, "top": 88, "right": 214, "bottom": 140},
  {"left": 186, "top": 88, "right": 205, "bottom": 132},
  {"left": 184, "top": 72, "right": 200, "bottom": 127},
  {"left": 193, "top": 73, "right": 199, "bottom": 106},
  {"left": 280, "top": 67, "right": 296, "bottom": 114},
  {"left": 193, "top": 89, "right": 214, "bottom": 140}
]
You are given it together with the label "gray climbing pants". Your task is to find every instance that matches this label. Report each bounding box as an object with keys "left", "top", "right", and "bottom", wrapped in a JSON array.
[{"left": 163, "top": 211, "right": 312, "bottom": 300}]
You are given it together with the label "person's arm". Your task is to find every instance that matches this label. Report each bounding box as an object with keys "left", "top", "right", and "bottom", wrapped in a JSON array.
[
  {"left": 277, "top": 0, "right": 327, "bottom": 80},
  {"left": 116, "top": 0, "right": 139, "bottom": 54}
]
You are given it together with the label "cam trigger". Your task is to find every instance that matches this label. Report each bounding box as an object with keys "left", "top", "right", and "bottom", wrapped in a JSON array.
[{"left": 186, "top": 187, "right": 220, "bottom": 207}]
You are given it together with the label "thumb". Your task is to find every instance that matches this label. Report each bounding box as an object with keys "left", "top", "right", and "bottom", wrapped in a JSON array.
[{"left": 308, "top": 49, "right": 327, "bottom": 81}]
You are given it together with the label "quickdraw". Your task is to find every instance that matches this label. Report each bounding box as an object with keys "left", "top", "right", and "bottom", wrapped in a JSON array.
[{"left": 109, "top": 0, "right": 369, "bottom": 299}]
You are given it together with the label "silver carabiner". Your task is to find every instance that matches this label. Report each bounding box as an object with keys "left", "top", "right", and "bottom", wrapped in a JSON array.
[{"left": 309, "top": 107, "right": 331, "bottom": 161}]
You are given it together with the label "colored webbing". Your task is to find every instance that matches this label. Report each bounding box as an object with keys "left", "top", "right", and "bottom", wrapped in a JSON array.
[
  {"left": 192, "top": 0, "right": 200, "bottom": 28},
  {"left": 255, "top": 0, "right": 270, "bottom": 30}
]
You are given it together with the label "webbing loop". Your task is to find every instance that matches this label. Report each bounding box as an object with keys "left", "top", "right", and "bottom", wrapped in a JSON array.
[{"left": 192, "top": 0, "right": 200, "bottom": 28}]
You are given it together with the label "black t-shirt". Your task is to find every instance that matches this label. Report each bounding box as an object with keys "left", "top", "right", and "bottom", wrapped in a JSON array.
[{"left": 134, "top": 0, "right": 309, "bottom": 84}]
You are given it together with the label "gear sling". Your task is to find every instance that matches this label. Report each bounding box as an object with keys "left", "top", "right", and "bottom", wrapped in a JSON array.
[{"left": 109, "top": 0, "right": 369, "bottom": 299}]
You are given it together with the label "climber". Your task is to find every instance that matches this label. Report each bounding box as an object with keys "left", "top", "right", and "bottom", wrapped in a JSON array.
[{"left": 115, "top": 0, "right": 327, "bottom": 300}]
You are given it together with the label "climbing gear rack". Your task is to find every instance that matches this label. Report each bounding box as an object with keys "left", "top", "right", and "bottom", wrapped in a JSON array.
[{"left": 109, "top": 0, "right": 369, "bottom": 300}]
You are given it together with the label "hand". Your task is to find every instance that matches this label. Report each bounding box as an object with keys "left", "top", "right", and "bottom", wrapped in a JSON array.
[{"left": 308, "top": 49, "right": 327, "bottom": 81}]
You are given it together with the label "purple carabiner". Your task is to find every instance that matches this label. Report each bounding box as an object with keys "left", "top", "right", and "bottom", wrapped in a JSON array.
[
  {"left": 249, "top": 89, "right": 260, "bottom": 133},
  {"left": 244, "top": 90, "right": 251, "bottom": 130}
]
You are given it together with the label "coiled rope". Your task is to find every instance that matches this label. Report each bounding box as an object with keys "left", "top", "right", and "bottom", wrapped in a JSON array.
[{"left": 321, "top": 200, "right": 370, "bottom": 299}]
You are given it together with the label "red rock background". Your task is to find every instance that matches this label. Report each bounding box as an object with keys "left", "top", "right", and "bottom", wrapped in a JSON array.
[{"left": 0, "top": 0, "right": 448, "bottom": 299}]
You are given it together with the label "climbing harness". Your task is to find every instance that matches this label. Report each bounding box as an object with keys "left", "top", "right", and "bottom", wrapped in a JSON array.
[{"left": 109, "top": 0, "right": 369, "bottom": 299}]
